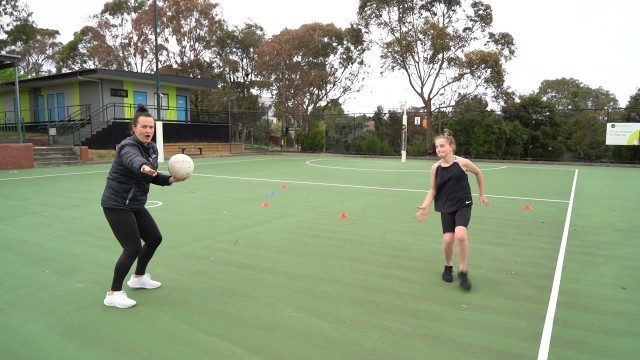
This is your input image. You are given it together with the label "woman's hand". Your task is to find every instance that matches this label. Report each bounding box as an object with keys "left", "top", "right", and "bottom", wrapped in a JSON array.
[
  {"left": 169, "top": 176, "right": 186, "bottom": 183},
  {"left": 140, "top": 165, "right": 157, "bottom": 177},
  {"left": 479, "top": 195, "right": 490, "bottom": 207}
]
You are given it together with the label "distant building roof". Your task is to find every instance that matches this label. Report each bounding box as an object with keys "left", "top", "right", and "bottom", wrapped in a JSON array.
[
  {"left": 1, "top": 68, "right": 218, "bottom": 90},
  {"left": 0, "top": 53, "right": 20, "bottom": 70}
]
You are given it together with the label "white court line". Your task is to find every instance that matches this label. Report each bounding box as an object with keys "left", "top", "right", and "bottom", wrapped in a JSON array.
[
  {"left": 537, "top": 169, "right": 578, "bottom": 360},
  {"left": 305, "top": 159, "right": 508, "bottom": 172},
  {"left": 195, "top": 173, "right": 427, "bottom": 192},
  {"left": 145, "top": 201, "right": 163, "bottom": 208},
  {"left": 0, "top": 170, "right": 106, "bottom": 181},
  {"left": 188, "top": 158, "right": 279, "bottom": 166},
  {"left": 194, "top": 173, "right": 569, "bottom": 203},
  {"left": 489, "top": 194, "right": 568, "bottom": 203}
]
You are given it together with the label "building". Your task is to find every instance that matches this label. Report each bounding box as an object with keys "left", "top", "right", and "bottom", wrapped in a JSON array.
[{"left": 0, "top": 68, "right": 220, "bottom": 148}]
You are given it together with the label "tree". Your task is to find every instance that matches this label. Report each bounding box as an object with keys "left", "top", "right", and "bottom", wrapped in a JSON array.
[
  {"left": 56, "top": 26, "right": 103, "bottom": 73},
  {"left": 159, "top": 0, "right": 225, "bottom": 77},
  {"left": 3, "top": 22, "right": 61, "bottom": 77},
  {"left": 256, "top": 23, "right": 368, "bottom": 132},
  {"left": 502, "top": 94, "right": 563, "bottom": 160},
  {"left": 88, "top": 0, "right": 151, "bottom": 71},
  {"left": 537, "top": 78, "right": 618, "bottom": 160},
  {"left": 537, "top": 77, "right": 619, "bottom": 109},
  {"left": 0, "top": 0, "right": 31, "bottom": 49},
  {"left": 213, "top": 22, "right": 267, "bottom": 143},
  {"left": 611, "top": 89, "right": 640, "bottom": 162},
  {"left": 357, "top": 0, "right": 515, "bottom": 153}
]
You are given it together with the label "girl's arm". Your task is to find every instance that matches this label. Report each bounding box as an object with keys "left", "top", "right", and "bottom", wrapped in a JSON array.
[
  {"left": 460, "top": 158, "right": 490, "bottom": 207},
  {"left": 416, "top": 163, "right": 438, "bottom": 221}
]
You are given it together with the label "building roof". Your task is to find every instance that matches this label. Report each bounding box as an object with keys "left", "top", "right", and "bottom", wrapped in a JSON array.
[
  {"left": 0, "top": 53, "right": 20, "bottom": 70},
  {"left": 0, "top": 68, "right": 218, "bottom": 90}
]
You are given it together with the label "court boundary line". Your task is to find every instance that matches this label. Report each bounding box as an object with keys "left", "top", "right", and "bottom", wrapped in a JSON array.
[
  {"left": 537, "top": 169, "right": 578, "bottom": 360},
  {"left": 0, "top": 170, "right": 106, "bottom": 181}
]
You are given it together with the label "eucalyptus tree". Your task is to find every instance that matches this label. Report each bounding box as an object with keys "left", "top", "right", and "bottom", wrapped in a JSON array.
[
  {"left": 2, "top": 23, "right": 61, "bottom": 77},
  {"left": 89, "top": 0, "right": 152, "bottom": 71},
  {"left": 357, "top": 0, "right": 515, "bottom": 152},
  {"left": 536, "top": 78, "right": 618, "bottom": 160},
  {"left": 214, "top": 22, "right": 267, "bottom": 142},
  {"left": 255, "top": 23, "right": 368, "bottom": 132},
  {"left": 0, "top": 0, "right": 31, "bottom": 44}
]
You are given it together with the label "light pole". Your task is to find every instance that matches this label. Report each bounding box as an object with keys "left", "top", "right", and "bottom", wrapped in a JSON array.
[{"left": 154, "top": 0, "right": 161, "bottom": 120}]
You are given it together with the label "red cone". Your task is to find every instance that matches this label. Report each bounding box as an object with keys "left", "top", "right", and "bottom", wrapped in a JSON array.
[
  {"left": 522, "top": 205, "right": 533, "bottom": 210},
  {"left": 338, "top": 213, "right": 349, "bottom": 219},
  {"left": 261, "top": 202, "right": 271, "bottom": 207}
]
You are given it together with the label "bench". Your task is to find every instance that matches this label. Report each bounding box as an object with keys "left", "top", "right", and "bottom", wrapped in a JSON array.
[
  {"left": 164, "top": 143, "right": 244, "bottom": 157},
  {"left": 181, "top": 145, "right": 203, "bottom": 155}
]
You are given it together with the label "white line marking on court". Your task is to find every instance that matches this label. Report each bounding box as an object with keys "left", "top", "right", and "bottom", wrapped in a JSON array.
[
  {"left": 195, "top": 173, "right": 427, "bottom": 192},
  {"left": 189, "top": 158, "right": 279, "bottom": 166},
  {"left": 145, "top": 201, "right": 163, "bottom": 208},
  {"left": 537, "top": 169, "right": 578, "bottom": 360},
  {"left": 488, "top": 194, "right": 568, "bottom": 203},
  {"left": 0, "top": 170, "right": 106, "bottom": 181},
  {"left": 194, "top": 173, "right": 569, "bottom": 203},
  {"left": 305, "top": 159, "right": 507, "bottom": 171},
  {"left": 306, "top": 159, "right": 426, "bottom": 172},
  {"left": 507, "top": 165, "right": 578, "bottom": 171}
]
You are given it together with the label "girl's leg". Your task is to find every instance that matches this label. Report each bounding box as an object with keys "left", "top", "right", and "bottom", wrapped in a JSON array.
[
  {"left": 454, "top": 226, "right": 469, "bottom": 272},
  {"left": 442, "top": 233, "right": 455, "bottom": 266},
  {"left": 453, "top": 206, "right": 472, "bottom": 272},
  {"left": 440, "top": 212, "right": 456, "bottom": 266}
]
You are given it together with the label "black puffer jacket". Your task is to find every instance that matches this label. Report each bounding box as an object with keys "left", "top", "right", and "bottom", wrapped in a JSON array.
[{"left": 101, "top": 135, "right": 172, "bottom": 210}]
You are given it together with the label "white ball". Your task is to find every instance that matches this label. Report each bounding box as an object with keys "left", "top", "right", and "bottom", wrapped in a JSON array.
[{"left": 168, "top": 154, "right": 194, "bottom": 180}]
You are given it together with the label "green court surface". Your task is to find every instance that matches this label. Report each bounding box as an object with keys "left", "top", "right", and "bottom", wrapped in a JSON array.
[{"left": 0, "top": 155, "right": 637, "bottom": 360}]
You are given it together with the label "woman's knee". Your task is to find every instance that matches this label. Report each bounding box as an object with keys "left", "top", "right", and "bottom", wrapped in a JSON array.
[
  {"left": 122, "top": 245, "right": 142, "bottom": 259},
  {"left": 145, "top": 234, "right": 163, "bottom": 249}
]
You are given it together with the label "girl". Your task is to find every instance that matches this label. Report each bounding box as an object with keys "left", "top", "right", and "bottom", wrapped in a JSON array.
[{"left": 416, "top": 129, "right": 489, "bottom": 291}]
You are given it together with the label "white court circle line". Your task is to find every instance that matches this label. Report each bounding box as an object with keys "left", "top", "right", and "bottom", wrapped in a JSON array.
[
  {"left": 305, "top": 159, "right": 507, "bottom": 171},
  {"left": 145, "top": 201, "right": 163, "bottom": 208}
]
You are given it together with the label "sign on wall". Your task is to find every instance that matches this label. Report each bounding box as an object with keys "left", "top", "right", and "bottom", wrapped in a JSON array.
[
  {"left": 606, "top": 123, "right": 640, "bottom": 145},
  {"left": 110, "top": 88, "right": 128, "bottom": 97}
]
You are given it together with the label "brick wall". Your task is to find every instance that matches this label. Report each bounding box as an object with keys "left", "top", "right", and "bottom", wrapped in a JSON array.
[
  {"left": 73, "top": 146, "right": 90, "bottom": 162},
  {"left": 0, "top": 143, "right": 34, "bottom": 170}
]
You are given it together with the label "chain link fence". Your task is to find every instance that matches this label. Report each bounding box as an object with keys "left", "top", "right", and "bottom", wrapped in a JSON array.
[{"left": 227, "top": 107, "right": 640, "bottom": 163}]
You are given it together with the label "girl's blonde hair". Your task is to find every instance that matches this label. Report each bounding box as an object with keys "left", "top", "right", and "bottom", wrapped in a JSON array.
[{"left": 435, "top": 129, "right": 456, "bottom": 146}]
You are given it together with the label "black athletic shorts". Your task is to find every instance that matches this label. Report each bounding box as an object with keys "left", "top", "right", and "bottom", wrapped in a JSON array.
[{"left": 440, "top": 206, "right": 472, "bottom": 234}]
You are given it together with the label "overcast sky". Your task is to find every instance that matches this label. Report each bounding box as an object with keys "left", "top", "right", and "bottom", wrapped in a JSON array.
[{"left": 26, "top": 0, "right": 640, "bottom": 113}]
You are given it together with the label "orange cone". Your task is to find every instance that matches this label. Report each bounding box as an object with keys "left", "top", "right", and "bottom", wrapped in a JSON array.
[
  {"left": 261, "top": 202, "right": 271, "bottom": 207},
  {"left": 280, "top": 184, "right": 287, "bottom": 189},
  {"left": 522, "top": 204, "right": 533, "bottom": 210},
  {"left": 338, "top": 213, "right": 349, "bottom": 219}
]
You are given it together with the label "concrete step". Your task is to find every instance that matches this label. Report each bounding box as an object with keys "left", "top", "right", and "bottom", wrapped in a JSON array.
[{"left": 33, "top": 146, "right": 81, "bottom": 168}]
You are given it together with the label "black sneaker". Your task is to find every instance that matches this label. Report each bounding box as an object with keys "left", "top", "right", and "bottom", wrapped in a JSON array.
[
  {"left": 458, "top": 271, "right": 472, "bottom": 291},
  {"left": 442, "top": 265, "right": 453, "bottom": 282}
]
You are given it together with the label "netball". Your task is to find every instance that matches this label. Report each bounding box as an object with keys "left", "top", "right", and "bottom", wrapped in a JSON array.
[{"left": 168, "top": 154, "right": 194, "bottom": 180}]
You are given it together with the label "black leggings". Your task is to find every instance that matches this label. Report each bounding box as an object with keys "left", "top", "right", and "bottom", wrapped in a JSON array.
[{"left": 103, "top": 207, "right": 163, "bottom": 291}]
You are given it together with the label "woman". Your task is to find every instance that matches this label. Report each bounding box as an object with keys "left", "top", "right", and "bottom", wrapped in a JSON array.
[
  {"left": 101, "top": 104, "right": 186, "bottom": 308},
  {"left": 416, "top": 129, "right": 490, "bottom": 291}
]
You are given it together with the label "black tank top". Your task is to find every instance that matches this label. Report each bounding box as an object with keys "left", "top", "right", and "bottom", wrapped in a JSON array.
[{"left": 434, "top": 156, "right": 472, "bottom": 213}]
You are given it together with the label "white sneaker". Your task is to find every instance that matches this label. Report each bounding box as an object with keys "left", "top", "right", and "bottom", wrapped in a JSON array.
[
  {"left": 103, "top": 291, "right": 136, "bottom": 308},
  {"left": 127, "top": 273, "right": 162, "bottom": 289}
]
